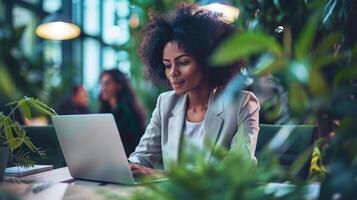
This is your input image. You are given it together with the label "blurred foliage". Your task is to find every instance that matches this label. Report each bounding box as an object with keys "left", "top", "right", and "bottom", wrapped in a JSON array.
[
  {"left": 127, "top": 0, "right": 357, "bottom": 199},
  {"left": 0, "top": 0, "right": 355, "bottom": 198},
  {"left": 309, "top": 147, "right": 327, "bottom": 182},
  {"left": 0, "top": 25, "right": 65, "bottom": 111},
  {"left": 131, "top": 141, "right": 309, "bottom": 200},
  {"left": 212, "top": 0, "right": 357, "bottom": 198},
  {"left": 0, "top": 23, "right": 49, "bottom": 101},
  {"left": 0, "top": 97, "right": 57, "bottom": 167}
]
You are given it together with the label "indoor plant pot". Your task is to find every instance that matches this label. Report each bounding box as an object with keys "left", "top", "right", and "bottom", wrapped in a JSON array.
[{"left": 0, "top": 146, "right": 9, "bottom": 181}]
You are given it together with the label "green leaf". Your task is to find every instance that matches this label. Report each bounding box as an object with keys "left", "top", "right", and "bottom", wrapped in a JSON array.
[
  {"left": 312, "top": 54, "right": 341, "bottom": 69},
  {"left": 295, "top": 12, "right": 321, "bottom": 60},
  {"left": 9, "top": 150, "right": 34, "bottom": 167},
  {"left": 0, "top": 61, "right": 17, "bottom": 98},
  {"left": 3, "top": 117, "right": 15, "bottom": 142},
  {"left": 18, "top": 101, "right": 32, "bottom": 119},
  {"left": 308, "top": 69, "right": 328, "bottom": 95},
  {"left": 252, "top": 53, "right": 287, "bottom": 76},
  {"left": 333, "top": 65, "right": 357, "bottom": 86},
  {"left": 211, "top": 32, "right": 283, "bottom": 65},
  {"left": 288, "top": 83, "right": 309, "bottom": 114},
  {"left": 27, "top": 98, "right": 58, "bottom": 116},
  {"left": 6, "top": 98, "right": 22, "bottom": 106},
  {"left": 315, "top": 32, "right": 342, "bottom": 54},
  {"left": 306, "top": 0, "right": 326, "bottom": 9},
  {"left": 5, "top": 138, "right": 23, "bottom": 151},
  {"left": 288, "top": 60, "right": 310, "bottom": 83}
]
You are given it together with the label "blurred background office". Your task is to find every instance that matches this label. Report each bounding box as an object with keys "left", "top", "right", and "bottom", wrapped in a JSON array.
[
  {"left": 0, "top": 0, "right": 291, "bottom": 125},
  {"left": 0, "top": 0, "right": 167, "bottom": 122}
]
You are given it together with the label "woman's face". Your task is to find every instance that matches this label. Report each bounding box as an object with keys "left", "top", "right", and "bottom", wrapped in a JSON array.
[
  {"left": 163, "top": 41, "right": 206, "bottom": 95},
  {"left": 100, "top": 74, "right": 121, "bottom": 101},
  {"left": 73, "top": 87, "right": 88, "bottom": 107}
]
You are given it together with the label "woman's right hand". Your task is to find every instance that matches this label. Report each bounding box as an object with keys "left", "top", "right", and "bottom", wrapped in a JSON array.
[{"left": 129, "top": 163, "right": 161, "bottom": 176}]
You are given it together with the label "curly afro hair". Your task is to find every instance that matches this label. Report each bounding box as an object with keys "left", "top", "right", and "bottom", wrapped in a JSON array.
[{"left": 138, "top": 4, "right": 242, "bottom": 88}]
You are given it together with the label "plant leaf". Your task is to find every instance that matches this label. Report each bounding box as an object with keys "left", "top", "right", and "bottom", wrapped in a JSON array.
[
  {"left": 3, "top": 116, "right": 15, "bottom": 142},
  {"left": 308, "top": 69, "right": 328, "bottom": 95},
  {"left": 312, "top": 54, "right": 341, "bottom": 69},
  {"left": 252, "top": 54, "right": 287, "bottom": 76},
  {"left": 315, "top": 32, "right": 342, "bottom": 54},
  {"left": 211, "top": 32, "right": 283, "bottom": 65},
  {"left": 9, "top": 150, "right": 35, "bottom": 167},
  {"left": 333, "top": 65, "right": 357, "bottom": 86},
  {"left": 295, "top": 12, "right": 321, "bottom": 60},
  {"left": 18, "top": 100, "right": 32, "bottom": 119},
  {"left": 5, "top": 138, "right": 23, "bottom": 151},
  {"left": 0, "top": 60, "right": 17, "bottom": 98},
  {"left": 288, "top": 83, "right": 309, "bottom": 114},
  {"left": 27, "top": 98, "right": 58, "bottom": 116}
]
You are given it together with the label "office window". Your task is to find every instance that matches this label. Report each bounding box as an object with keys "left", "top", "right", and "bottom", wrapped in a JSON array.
[
  {"left": 117, "top": 50, "right": 131, "bottom": 76},
  {"left": 43, "top": 41, "right": 62, "bottom": 67},
  {"left": 103, "top": 47, "right": 117, "bottom": 69},
  {"left": 116, "top": 0, "right": 130, "bottom": 17},
  {"left": 83, "top": 38, "right": 100, "bottom": 90},
  {"left": 43, "top": 0, "right": 61, "bottom": 13},
  {"left": 103, "top": 0, "right": 130, "bottom": 45},
  {"left": 84, "top": 0, "right": 100, "bottom": 36},
  {"left": 13, "top": 5, "right": 37, "bottom": 58}
]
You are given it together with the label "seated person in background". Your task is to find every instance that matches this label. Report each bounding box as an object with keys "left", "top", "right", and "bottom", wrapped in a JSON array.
[
  {"left": 99, "top": 69, "right": 146, "bottom": 156},
  {"left": 57, "top": 85, "right": 91, "bottom": 115},
  {"left": 128, "top": 4, "right": 260, "bottom": 175}
]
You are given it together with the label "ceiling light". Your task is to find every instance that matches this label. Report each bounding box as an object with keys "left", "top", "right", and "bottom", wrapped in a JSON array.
[{"left": 36, "top": 14, "right": 80, "bottom": 40}]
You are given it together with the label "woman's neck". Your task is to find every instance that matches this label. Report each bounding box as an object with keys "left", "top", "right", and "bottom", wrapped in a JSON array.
[
  {"left": 109, "top": 98, "right": 117, "bottom": 109},
  {"left": 187, "top": 89, "right": 210, "bottom": 109},
  {"left": 186, "top": 82, "right": 211, "bottom": 123}
]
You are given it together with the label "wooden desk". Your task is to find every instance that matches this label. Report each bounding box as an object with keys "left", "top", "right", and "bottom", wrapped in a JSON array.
[
  {"left": 1, "top": 167, "right": 144, "bottom": 200},
  {"left": 1, "top": 167, "right": 321, "bottom": 200}
]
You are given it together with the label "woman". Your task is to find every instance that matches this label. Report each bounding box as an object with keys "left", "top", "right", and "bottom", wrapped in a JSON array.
[
  {"left": 58, "top": 85, "right": 91, "bottom": 115},
  {"left": 99, "top": 69, "right": 146, "bottom": 156},
  {"left": 129, "top": 4, "right": 260, "bottom": 175}
]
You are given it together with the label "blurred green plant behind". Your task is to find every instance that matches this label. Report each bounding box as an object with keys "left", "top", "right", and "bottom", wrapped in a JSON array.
[
  {"left": 128, "top": 0, "right": 357, "bottom": 199},
  {"left": 214, "top": 0, "right": 356, "bottom": 199},
  {"left": 1, "top": 0, "right": 357, "bottom": 199}
]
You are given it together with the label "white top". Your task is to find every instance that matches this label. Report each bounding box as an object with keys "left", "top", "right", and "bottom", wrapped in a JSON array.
[{"left": 184, "top": 119, "right": 205, "bottom": 150}]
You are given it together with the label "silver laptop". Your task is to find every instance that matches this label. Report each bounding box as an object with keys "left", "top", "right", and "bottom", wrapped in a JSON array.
[{"left": 52, "top": 114, "right": 140, "bottom": 185}]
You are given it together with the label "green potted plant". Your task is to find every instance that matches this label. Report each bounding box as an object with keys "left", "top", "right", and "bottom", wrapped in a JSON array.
[{"left": 0, "top": 96, "right": 57, "bottom": 181}]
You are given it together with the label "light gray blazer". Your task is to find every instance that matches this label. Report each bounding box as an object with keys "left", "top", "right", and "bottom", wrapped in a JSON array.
[{"left": 128, "top": 90, "right": 260, "bottom": 169}]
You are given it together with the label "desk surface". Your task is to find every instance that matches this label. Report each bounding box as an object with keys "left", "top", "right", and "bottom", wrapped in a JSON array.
[
  {"left": 1, "top": 167, "right": 321, "bottom": 200},
  {"left": 1, "top": 167, "right": 144, "bottom": 200}
]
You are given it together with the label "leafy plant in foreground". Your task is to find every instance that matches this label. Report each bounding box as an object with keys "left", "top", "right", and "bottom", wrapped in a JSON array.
[{"left": 0, "top": 96, "right": 57, "bottom": 167}]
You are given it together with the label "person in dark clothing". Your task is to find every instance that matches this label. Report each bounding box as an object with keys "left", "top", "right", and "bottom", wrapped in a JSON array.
[
  {"left": 99, "top": 69, "right": 146, "bottom": 156},
  {"left": 58, "top": 85, "right": 91, "bottom": 115}
]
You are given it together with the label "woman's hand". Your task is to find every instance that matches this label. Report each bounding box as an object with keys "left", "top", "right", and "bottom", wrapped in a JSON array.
[{"left": 129, "top": 163, "right": 161, "bottom": 176}]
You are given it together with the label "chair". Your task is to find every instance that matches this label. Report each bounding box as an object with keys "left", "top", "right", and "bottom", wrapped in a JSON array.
[
  {"left": 21, "top": 125, "right": 66, "bottom": 168},
  {"left": 256, "top": 124, "right": 316, "bottom": 179}
]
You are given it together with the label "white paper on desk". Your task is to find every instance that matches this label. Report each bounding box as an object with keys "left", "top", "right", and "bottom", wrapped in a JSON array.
[{"left": 5, "top": 165, "right": 53, "bottom": 177}]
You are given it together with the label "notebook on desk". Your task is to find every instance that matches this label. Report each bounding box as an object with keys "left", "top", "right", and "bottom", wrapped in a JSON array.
[
  {"left": 52, "top": 114, "right": 164, "bottom": 185},
  {"left": 5, "top": 165, "right": 53, "bottom": 177}
]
